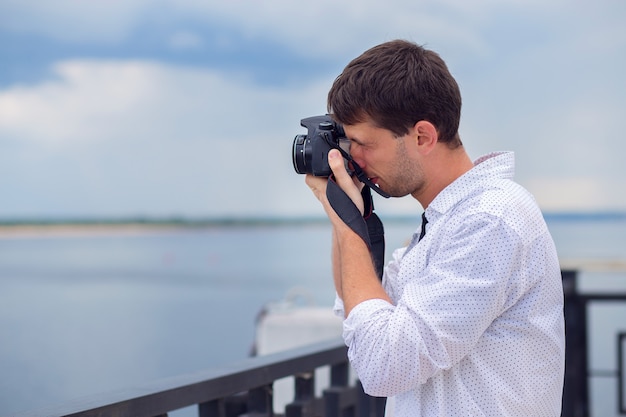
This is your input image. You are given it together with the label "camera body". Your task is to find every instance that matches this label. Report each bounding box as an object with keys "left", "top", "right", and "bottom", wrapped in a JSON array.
[{"left": 292, "top": 115, "right": 351, "bottom": 177}]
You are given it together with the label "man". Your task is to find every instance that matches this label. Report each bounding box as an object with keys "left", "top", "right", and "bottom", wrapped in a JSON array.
[{"left": 305, "top": 40, "right": 565, "bottom": 416}]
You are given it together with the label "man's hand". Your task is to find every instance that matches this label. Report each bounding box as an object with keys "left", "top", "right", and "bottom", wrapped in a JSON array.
[{"left": 305, "top": 149, "right": 365, "bottom": 224}]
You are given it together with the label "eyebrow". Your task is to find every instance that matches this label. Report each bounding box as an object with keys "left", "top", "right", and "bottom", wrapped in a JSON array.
[{"left": 348, "top": 136, "right": 366, "bottom": 146}]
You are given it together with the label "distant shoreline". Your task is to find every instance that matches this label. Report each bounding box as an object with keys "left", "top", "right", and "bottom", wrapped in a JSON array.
[
  {"left": 0, "top": 223, "right": 189, "bottom": 239},
  {"left": 0, "top": 218, "right": 329, "bottom": 239},
  {"left": 1, "top": 212, "right": 625, "bottom": 239}
]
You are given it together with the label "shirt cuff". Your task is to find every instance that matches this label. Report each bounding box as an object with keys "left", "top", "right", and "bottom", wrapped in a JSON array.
[
  {"left": 333, "top": 293, "right": 345, "bottom": 318},
  {"left": 343, "top": 298, "right": 394, "bottom": 345}
]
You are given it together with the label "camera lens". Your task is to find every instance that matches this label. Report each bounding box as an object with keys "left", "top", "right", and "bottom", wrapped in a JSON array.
[{"left": 292, "top": 134, "right": 310, "bottom": 174}]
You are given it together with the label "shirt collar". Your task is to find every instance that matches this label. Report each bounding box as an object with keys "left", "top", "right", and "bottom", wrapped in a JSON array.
[{"left": 426, "top": 151, "right": 515, "bottom": 218}]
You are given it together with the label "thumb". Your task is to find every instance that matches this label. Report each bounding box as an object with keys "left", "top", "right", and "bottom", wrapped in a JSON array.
[
  {"left": 328, "top": 149, "right": 351, "bottom": 184},
  {"left": 328, "top": 149, "right": 365, "bottom": 215}
]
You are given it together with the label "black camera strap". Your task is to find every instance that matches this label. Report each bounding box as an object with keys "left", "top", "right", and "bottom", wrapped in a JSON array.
[{"left": 326, "top": 177, "right": 385, "bottom": 280}]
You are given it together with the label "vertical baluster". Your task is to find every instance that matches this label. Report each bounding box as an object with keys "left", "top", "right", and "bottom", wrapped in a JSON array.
[
  {"left": 356, "top": 380, "right": 386, "bottom": 417},
  {"left": 330, "top": 362, "right": 349, "bottom": 388},
  {"left": 199, "top": 399, "right": 224, "bottom": 417},
  {"left": 285, "top": 372, "right": 315, "bottom": 417},
  {"left": 562, "top": 269, "right": 589, "bottom": 417},
  {"left": 247, "top": 384, "right": 274, "bottom": 417},
  {"left": 324, "top": 360, "right": 355, "bottom": 417}
]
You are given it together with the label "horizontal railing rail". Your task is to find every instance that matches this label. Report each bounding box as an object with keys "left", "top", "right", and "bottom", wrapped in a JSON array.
[{"left": 11, "top": 338, "right": 385, "bottom": 417}]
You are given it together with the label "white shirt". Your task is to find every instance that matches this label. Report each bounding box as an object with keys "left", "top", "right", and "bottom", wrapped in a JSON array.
[{"left": 335, "top": 152, "right": 565, "bottom": 416}]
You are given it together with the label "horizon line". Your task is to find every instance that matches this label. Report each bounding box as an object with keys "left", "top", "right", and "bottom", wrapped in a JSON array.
[{"left": 1, "top": 210, "right": 626, "bottom": 226}]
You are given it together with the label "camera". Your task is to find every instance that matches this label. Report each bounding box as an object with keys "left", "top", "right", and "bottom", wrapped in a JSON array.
[{"left": 292, "top": 115, "right": 351, "bottom": 177}]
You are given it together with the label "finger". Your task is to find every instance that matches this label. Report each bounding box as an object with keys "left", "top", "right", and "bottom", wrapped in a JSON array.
[
  {"left": 353, "top": 175, "right": 365, "bottom": 191},
  {"left": 305, "top": 174, "right": 327, "bottom": 200},
  {"left": 305, "top": 174, "right": 346, "bottom": 225},
  {"left": 328, "top": 149, "right": 365, "bottom": 215}
]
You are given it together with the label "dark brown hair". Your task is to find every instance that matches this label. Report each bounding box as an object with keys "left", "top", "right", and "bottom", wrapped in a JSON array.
[{"left": 327, "top": 39, "right": 462, "bottom": 147}]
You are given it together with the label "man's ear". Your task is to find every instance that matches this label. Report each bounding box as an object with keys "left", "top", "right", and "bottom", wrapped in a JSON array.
[{"left": 414, "top": 120, "right": 438, "bottom": 154}]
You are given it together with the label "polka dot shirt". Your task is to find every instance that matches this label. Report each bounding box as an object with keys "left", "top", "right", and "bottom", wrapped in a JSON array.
[{"left": 336, "top": 152, "right": 565, "bottom": 416}]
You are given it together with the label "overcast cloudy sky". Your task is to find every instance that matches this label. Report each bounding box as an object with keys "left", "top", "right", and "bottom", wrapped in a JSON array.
[{"left": 0, "top": 0, "right": 624, "bottom": 220}]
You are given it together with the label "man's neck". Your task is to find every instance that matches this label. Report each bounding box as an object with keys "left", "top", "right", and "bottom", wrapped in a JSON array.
[{"left": 413, "top": 145, "right": 474, "bottom": 209}]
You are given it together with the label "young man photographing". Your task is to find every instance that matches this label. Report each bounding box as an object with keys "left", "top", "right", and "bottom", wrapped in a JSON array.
[{"left": 305, "top": 40, "right": 565, "bottom": 416}]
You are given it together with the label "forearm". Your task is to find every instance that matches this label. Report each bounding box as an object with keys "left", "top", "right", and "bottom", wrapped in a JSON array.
[
  {"left": 304, "top": 153, "right": 390, "bottom": 315},
  {"left": 334, "top": 223, "right": 391, "bottom": 316},
  {"left": 331, "top": 229, "right": 342, "bottom": 299}
]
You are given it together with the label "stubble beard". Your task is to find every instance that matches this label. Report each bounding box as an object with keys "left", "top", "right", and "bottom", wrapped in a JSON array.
[{"left": 378, "top": 141, "right": 425, "bottom": 198}]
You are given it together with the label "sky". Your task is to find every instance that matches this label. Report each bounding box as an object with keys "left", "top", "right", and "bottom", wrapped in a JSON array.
[{"left": 0, "top": 0, "right": 625, "bottom": 220}]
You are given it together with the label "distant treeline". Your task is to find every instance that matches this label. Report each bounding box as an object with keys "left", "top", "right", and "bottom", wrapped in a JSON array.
[
  {"left": 1, "top": 211, "right": 625, "bottom": 228},
  {"left": 543, "top": 211, "right": 626, "bottom": 221},
  {"left": 0, "top": 217, "right": 329, "bottom": 228}
]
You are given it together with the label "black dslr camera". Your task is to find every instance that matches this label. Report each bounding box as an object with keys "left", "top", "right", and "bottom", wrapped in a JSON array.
[
  {"left": 292, "top": 115, "right": 351, "bottom": 177},
  {"left": 291, "top": 114, "right": 390, "bottom": 198}
]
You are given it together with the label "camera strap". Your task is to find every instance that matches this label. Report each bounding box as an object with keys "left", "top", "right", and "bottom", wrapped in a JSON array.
[{"left": 326, "top": 177, "right": 385, "bottom": 280}]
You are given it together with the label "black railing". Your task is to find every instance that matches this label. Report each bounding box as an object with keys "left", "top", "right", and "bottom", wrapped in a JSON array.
[
  {"left": 11, "top": 268, "right": 626, "bottom": 417},
  {"left": 562, "top": 268, "right": 626, "bottom": 417},
  {"left": 11, "top": 338, "right": 385, "bottom": 417}
]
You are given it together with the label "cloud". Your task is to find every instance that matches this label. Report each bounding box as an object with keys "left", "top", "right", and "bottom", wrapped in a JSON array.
[
  {"left": 0, "top": 0, "right": 625, "bottom": 217},
  {"left": 0, "top": 60, "right": 162, "bottom": 145},
  {"left": 0, "top": 59, "right": 331, "bottom": 217},
  {"left": 0, "top": 0, "right": 151, "bottom": 43},
  {"left": 0, "top": 1, "right": 527, "bottom": 58},
  {"left": 1, "top": 0, "right": 622, "bottom": 59},
  {"left": 0, "top": 59, "right": 328, "bottom": 145},
  {"left": 167, "top": 31, "right": 204, "bottom": 51},
  {"left": 2, "top": 54, "right": 624, "bottom": 219}
]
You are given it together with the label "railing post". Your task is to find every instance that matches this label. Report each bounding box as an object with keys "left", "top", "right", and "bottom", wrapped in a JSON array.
[
  {"left": 330, "top": 362, "right": 349, "bottom": 387},
  {"left": 201, "top": 394, "right": 250, "bottom": 417},
  {"left": 246, "top": 384, "right": 274, "bottom": 417},
  {"left": 356, "top": 380, "right": 386, "bottom": 417},
  {"left": 324, "top": 361, "right": 355, "bottom": 417},
  {"left": 618, "top": 333, "right": 626, "bottom": 415},
  {"left": 562, "top": 269, "right": 589, "bottom": 417},
  {"left": 199, "top": 399, "right": 223, "bottom": 417},
  {"left": 285, "top": 372, "right": 319, "bottom": 417}
]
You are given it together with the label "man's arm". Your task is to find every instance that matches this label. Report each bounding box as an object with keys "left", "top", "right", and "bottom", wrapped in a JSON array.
[
  {"left": 331, "top": 229, "right": 343, "bottom": 299},
  {"left": 306, "top": 149, "right": 391, "bottom": 316},
  {"left": 334, "top": 224, "right": 390, "bottom": 315}
]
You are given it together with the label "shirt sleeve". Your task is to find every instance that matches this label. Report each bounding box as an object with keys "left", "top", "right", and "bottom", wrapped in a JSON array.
[
  {"left": 343, "top": 213, "right": 524, "bottom": 397},
  {"left": 333, "top": 293, "right": 345, "bottom": 318}
]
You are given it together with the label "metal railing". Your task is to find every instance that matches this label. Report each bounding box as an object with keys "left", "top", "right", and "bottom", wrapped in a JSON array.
[
  {"left": 11, "top": 338, "right": 385, "bottom": 417},
  {"left": 562, "top": 269, "right": 626, "bottom": 417},
  {"left": 11, "top": 268, "right": 626, "bottom": 417}
]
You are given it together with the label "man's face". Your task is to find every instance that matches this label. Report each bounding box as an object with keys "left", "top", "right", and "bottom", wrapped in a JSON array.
[{"left": 343, "top": 121, "right": 425, "bottom": 198}]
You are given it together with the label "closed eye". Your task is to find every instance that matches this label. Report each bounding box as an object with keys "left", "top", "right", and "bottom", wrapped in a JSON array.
[{"left": 350, "top": 138, "right": 366, "bottom": 147}]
